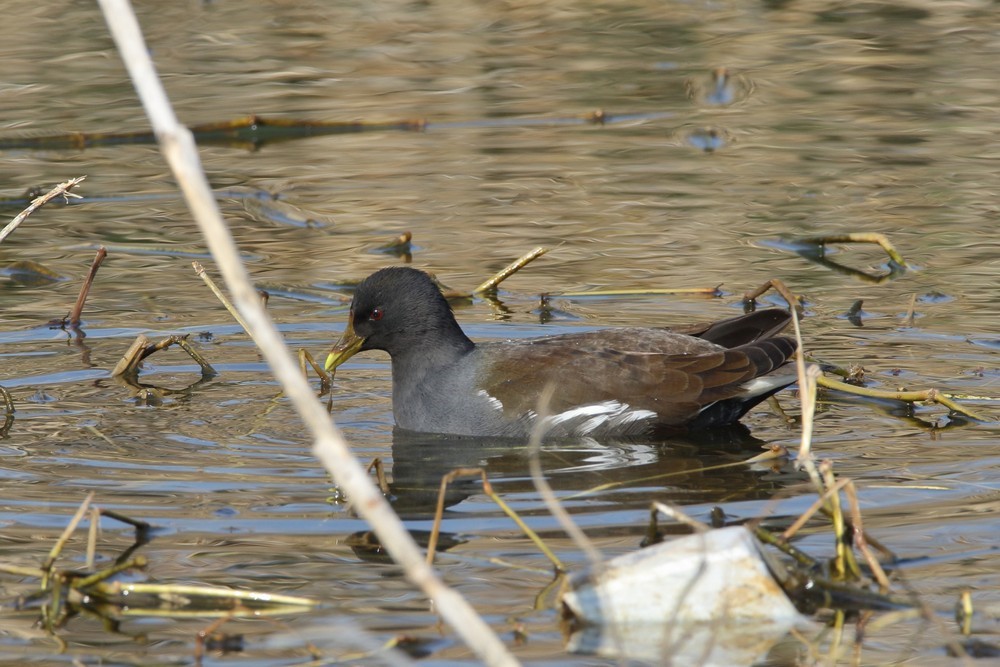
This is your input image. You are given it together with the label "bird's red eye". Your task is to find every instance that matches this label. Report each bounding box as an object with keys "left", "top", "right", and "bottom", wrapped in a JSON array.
[{"left": 370, "top": 308, "right": 383, "bottom": 321}]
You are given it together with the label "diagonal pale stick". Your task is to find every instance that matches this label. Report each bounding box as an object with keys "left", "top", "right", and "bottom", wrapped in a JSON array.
[
  {"left": 193, "top": 261, "right": 253, "bottom": 335},
  {"left": 97, "top": 3, "right": 518, "bottom": 665},
  {"left": 473, "top": 247, "right": 548, "bottom": 295},
  {"left": 41, "top": 492, "right": 94, "bottom": 589},
  {"left": 0, "top": 176, "right": 86, "bottom": 245},
  {"left": 425, "top": 467, "right": 564, "bottom": 572},
  {"left": 788, "top": 300, "right": 823, "bottom": 492},
  {"left": 526, "top": 385, "right": 599, "bottom": 570}
]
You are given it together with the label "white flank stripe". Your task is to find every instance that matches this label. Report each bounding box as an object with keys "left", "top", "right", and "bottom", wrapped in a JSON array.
[
  {"left": 545, "top": 401, "right": 657, "bottom": 436},
  {"left": 548, "top": 402, "right": 620, "bottom": 426},
  {"left": 740, "top": 374, "right": 797, "bottom": 398},
  {"left": 477, "top": 389, "right": 504, "bottom": 411}
]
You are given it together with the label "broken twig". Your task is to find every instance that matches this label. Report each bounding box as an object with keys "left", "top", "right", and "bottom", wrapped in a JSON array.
[
  {"left": 68, "top": 247, "right": 107, "bottom": 326},
  {"left": 816, "top": 375, "right": 989, "bottom": 422},
  {"left": 743, "top": 277, "right": 802, "bottom": 312},
  {"left": 193, "top": 261, "right": 253, "bottom": 335},
  {"left": 473, "top": 247, "right": 549, "bottom": 295},
  {"left": 0, "top": 176, "right": 85, "bottom": 245},
  {"left": 796, "top": 232, "right": 908, "bottom": 269},
  {"left": 427, "top": 467, "right": 564, "bottom": 572},
  {"left": 112, "top": 334, "right": 217, "bottom": 379}
]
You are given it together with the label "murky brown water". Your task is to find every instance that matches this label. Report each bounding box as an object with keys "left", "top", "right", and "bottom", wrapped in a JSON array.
[{"left": 1, "top": 1, "right": 998, "bottom": 665}]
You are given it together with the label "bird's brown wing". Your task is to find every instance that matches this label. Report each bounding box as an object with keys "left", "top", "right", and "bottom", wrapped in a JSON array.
[
  {"left": 477, "top": 328, "right": 793, "bottom": 426},
  {"left": 677, "top": 308, "right": 792, "bottom": 347}
]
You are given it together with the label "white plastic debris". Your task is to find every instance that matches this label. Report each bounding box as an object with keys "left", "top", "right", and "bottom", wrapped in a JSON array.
[
  {"left": 562, "top": 525, "right": 808, "bottom": 665},
  {"left": 564, "top": 614, "right": 804, "bottom": 666}
]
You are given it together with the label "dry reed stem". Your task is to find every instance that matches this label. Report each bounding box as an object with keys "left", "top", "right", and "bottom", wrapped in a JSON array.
[
  {"left": 0, "top": 110, "right": 685, "bottom": 152},
  {"left": 12, "top": 504, "right": 317, "bottom": 622},
  {"left": 788, "top": 306, "right": 882, "bottom": 588},
  {"left": 525, "top": 388, "right": 635, "bottom": 660},
  {"left": 0, "top": 386, "right": 14, "bottom": 438},
  {"left": 650, "top": 501, "right": 710, "bottom": 533},
  {"left": 904, "top": 293, "right": 918, "bottom": 326},
  {"left": 365, "top": 457, "right": 391, "bottom": 495},
  {"left": 92, "top": 581, "right": 317, "bottom": 608},
  {"left": 782, "top": 296, "right": 972, "bottom": 660},
  {"left": 371, "top": 230, "right": 412, "bottom": 252},
  {"left": 843, "top": 481, "right": 891, "bottom": 591},
  {"left": 66, "top": 246, "right": 107, "bottom": 326},
  {"left": 957, "top": 591, "right": 973, "bottom": 636},
  {"left": 298, "top": 349, "right": 331, "bottom": 391},
  {"left": 0, "top": 176, "right": 85, "bottom": 245},
  {"left": 193, "top": 261, "right": 254, "bottom": 336},
  {"left": 779, "top": 476, "right": 853, "bottom": 542},
  {"left": 816, "top": 375, "right": 989, "bottom": 422},
  {"left": 743, "top": 277, "right": 802, "bottom": 311},
  {"left": 98, "top": 3, "right": 518, "bottom": 664},
  {"left": 796, "top": 232, "right": 909, "bottom": 269},
  {"left": 473, "top": 247, "right": 548, "bottom": 295},
  {"left": 86, "top": 507, "right": 99, "bottom": 570},
  {"left": 744, "top": 444, "right": 789, "bottom": 463},
  {"left": 112, "top": 334, "right": 216, "bottom": 378},
  {"left": 111, "top": 334, "right": 150, "bottom": 377},
  {"left": 194, "top": 616, "right": 235, "bottom": 667},
  {"left": 786, "top": 299, "right": 857, "bottom": 589},
  {"left": 174, "top": 337, "right": 217, "bottom": 375},
  {"left": 752, "top": 526, "right": 818, "bottom": 569},
  {"left": 788, "top": 300, "right": 823, "bottom": 491},
  {"left": 526, "top": 384, "right": 599, "bottom": 572},
  {"left": 0, "top": 563, "right": 45, "bottom": 577},
  {"left": 861, "top": 608, "right": 925, "bottom": 633},
  {"left": 98, "top": 507, "right": 151, "bottom": 532},
  {"left": 41, "top": 493, "right": 94, "bottom": 588},
  {"left": 73, "top": 557, "right": 147, "bottom": 589},
  {"left": 829, "top": 610, "right": 846, "bottom": 662},
  {"left": 426, "top": 467, "right": 564, "bottom": 572},
  {"left": 821, "top": 460, "right": 861, "bottom": 581},
  {"left": 551, "top": 286, "right": 722, "bottom": 297}
]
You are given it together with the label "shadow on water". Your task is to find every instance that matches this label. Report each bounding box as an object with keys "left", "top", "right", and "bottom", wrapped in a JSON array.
[{"left": 384, "top": 426, "right": 806, "bottom": 519}]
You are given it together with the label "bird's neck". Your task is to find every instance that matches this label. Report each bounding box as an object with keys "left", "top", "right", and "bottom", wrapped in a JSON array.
[
  {"left": 389, "top": 326, "right": 474, "bottom": 401},
  {"left": 390, "top": 319, "right": 475, "bottom": 370}
]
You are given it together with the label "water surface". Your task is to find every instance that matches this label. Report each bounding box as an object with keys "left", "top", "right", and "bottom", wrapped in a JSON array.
[{"left": 1, "top": 1, "right": 998, "bottom": 665}]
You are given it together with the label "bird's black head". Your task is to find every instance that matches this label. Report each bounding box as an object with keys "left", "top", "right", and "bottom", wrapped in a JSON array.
[{"left": 326, "top": 267, "right": 472, "bottom": 370}]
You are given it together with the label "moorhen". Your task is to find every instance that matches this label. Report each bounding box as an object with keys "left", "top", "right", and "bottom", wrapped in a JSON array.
[{"left": 325, "top": 267, "right": 797, "bottom": 438}]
